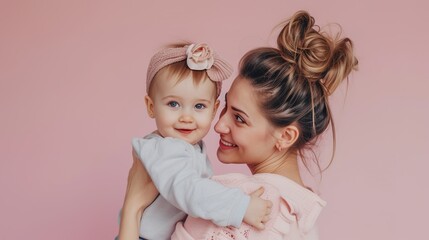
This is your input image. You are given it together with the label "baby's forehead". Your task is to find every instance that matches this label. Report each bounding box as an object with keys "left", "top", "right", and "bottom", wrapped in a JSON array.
[{"left": 151, "top": 73, "right": 217, "bottom": 99}]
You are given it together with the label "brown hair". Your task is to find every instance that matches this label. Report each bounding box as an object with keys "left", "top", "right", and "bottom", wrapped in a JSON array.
[{"left": 239, "top": 11, "right": 358, "bottom": 173}]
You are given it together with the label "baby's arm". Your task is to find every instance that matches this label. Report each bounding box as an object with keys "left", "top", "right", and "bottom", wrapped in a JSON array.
[{"left": 133, "top": 137, "right": 270, "bottom": 229}]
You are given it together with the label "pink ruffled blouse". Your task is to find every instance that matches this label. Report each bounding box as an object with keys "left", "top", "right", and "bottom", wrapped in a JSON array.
[{"left": 172, "top": 173, "right": 326, "bottom": 240}]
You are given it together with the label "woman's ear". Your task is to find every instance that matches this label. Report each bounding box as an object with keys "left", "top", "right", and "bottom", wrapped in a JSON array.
[
  {"left": 144, "top": 95, "right": 155, "bottom": 118},
  {"left": 274, "top": 125, "right": 299, "bottom": 151}
]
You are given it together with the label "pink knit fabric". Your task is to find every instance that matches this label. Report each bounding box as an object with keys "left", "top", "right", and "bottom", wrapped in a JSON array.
[{"left": 146, "top": 44, "right": 233, "bottom": 97}]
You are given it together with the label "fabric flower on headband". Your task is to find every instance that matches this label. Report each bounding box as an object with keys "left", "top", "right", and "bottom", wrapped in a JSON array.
[{"left": 186, "top": 43, "right": 215, "bottom": 70}]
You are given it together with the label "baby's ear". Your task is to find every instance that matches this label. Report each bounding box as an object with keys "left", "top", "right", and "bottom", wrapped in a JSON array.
[
  {"left": 145, "top": 95, "right": 155, "bottom": 118},
  {"left": 274, "top": 125, "right": 299, "bottom": 151},
  {"left": 212, "top": 99, "right": 220, "bottom": 118}
]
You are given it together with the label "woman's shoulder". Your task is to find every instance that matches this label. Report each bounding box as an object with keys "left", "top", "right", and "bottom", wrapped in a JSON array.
[
  {"left": 211, "top": 172, "right": 250, "bottom": 183},
  {"left": 212, "top": 172, "right": 327, "bottom": 236},
  {"left": 212, "top": 173, "right": 320, "bottom": 199}
]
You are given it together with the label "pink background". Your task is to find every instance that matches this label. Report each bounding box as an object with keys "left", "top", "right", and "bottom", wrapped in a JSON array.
[{"left": 1, "top": 0, "right": 428, "bottom": 239}]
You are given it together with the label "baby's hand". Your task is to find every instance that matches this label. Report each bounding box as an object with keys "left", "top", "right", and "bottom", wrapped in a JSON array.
[{"left": 243, "top": 187, "right": 273, "bottom": 230}]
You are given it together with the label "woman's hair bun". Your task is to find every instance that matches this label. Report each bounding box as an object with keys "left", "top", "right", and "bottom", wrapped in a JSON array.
[{"left": 277, "top": 10, "right": 358, "bottom": 95}]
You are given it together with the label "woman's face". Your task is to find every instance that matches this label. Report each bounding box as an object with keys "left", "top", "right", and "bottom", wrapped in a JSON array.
[{"left": 214, "top": 76, "right": 278, "bottom": 166}]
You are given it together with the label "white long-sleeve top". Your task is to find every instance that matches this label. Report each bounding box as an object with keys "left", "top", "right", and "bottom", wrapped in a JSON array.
[{"left": 132, "top": 133, "right": 250, "bottom": 240}]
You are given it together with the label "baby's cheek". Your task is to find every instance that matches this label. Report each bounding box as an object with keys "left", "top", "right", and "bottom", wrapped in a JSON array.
[{"left": 201, "top": 116, "right": 215, "bottom": 129}]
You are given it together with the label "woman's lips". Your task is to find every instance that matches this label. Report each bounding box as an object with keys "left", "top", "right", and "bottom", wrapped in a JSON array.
[{"left": 219, "top": 138, "right": 237, "bottom": 150}]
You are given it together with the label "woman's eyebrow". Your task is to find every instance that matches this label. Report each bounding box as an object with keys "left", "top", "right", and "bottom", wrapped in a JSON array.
[
  {"left": 225, "top": 92, "right": 249, "bottom": 118},
  {"left": 231, "top": 106, "right": 249, "bottom": 118}
]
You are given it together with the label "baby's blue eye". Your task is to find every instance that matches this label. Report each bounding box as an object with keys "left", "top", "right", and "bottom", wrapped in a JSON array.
[
  {"left": 168, "top": 101, "right": 180, "bottom": 108},
  {"left": 195, "top": 103, "right": 206, "bottom": 110}
]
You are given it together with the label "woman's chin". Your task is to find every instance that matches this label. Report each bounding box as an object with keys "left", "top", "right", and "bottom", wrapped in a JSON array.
[{"left": 216, "top": 149, "right": 237, "bottom": 164}]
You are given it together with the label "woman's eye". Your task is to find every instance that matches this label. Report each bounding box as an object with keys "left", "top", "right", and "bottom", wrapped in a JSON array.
[
  {"left": 167, "top": 101, "right": 180, "bottom": 108},
  {"left": 195, "top": 103, "right": 206, "bottom": 110},
  {"left": 234, "top": 114, "right": 245, "bottom": 124}
]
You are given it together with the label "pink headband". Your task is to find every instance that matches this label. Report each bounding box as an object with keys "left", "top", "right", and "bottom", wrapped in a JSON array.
[{"left": 146, "top": 43, "right": 233, "bottom": 97}]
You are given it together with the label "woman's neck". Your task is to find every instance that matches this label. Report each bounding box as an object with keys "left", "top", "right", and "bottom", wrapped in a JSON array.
[{"left": 248, "top": 151, "right": 305, "bottom": 187}]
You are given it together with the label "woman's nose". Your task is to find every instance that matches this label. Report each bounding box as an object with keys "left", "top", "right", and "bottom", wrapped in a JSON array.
[{"left": 214, "top": 114, "right": 229, "bottom": 134}]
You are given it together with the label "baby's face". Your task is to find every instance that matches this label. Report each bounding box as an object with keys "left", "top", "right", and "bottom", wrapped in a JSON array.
[{"left": 147, "top": 71, "right": 219, "bottom": 145}]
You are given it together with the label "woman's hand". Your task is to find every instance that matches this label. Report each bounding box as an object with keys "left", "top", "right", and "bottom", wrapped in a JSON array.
[
  {"left": 118, "top": 150, "right": 159, "bottom": 240},
  {"left": 124, "top": 149, "right": 158, "bottom": 213}
]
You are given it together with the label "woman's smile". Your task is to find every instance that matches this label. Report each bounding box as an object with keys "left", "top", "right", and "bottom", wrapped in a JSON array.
[{"left": 219, "top": 138, "right": 237, "bottom": 150}]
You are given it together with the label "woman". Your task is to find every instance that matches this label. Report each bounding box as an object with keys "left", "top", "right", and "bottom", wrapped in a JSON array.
[{"left": 119, "top": 10, "right": 358, "bottom": 239}]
